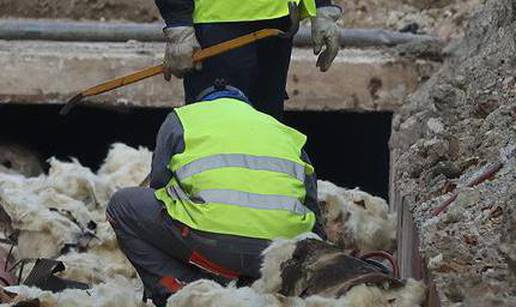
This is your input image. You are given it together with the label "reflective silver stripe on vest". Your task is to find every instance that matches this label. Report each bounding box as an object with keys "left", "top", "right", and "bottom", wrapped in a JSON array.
[
  {"left": 197, "top": 189, "right": 310, "bottom": 215},
  {"left": 166, "top": 187, "right": 310, "bottom": 215},
  {"left": 166, "top": 185, "right": 206, "bottom": 204},
  {"left": 175, "top": 154, "right": 305, "bottom": 181}
]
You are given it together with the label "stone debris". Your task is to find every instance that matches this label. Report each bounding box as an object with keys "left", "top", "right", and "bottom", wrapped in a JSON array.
[
  {"left": 338, "top": 0, "right": 480, "bottom": 40},
  {"left": 390, "top": 0, "right": 516, "bottom": 304},
  {"left": 0, "top": 0, "right": 161, "bottom": 23},
  {"left": 1, "top": 0, "right": 480, "bottom": 40}
]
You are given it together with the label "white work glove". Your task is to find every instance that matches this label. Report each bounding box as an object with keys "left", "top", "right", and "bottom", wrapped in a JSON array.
[
  {"left": 311, "top": 6, "right": 342, "bottom": 72},
  {"left": 163, "top": 26, "right": 202, "bottom": 80}
]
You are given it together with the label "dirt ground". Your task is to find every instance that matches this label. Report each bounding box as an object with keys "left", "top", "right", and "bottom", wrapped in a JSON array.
[
  {"left": 0, "top": 0, "right": 480, "bottom": 39},
  {"left": 0, "top": 0, "right": 161, "bottom": 23}
]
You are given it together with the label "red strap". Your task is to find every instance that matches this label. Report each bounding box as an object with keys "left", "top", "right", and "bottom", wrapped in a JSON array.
[
  {"left": 180, "top": 225, "right": 190, "bottom": 237},
  {"left": 360, "top": 251, "right": 399, "bottom": 279},
  {"left": 159, "top": 276, "right": 185, "bottom": 293},
  {"left": 105, "top": 212, "right": 117, "bottom": 227},
  {"left": 189, "top": 251, "right": 239, "bottom": 280},
  {"left": 0, "top": 270, "right": 16, "bottom": 286}
]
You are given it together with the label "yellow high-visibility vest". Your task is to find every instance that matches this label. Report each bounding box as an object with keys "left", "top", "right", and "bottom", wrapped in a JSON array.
[
  {"left": 155, "top": 97, "right": 315, "bottom": 240},
  {"left": 193, "top": 0, "right": 317, "bottom": 23}
]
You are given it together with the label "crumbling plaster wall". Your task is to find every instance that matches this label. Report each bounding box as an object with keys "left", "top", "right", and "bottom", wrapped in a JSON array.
[{"left": 390, "top": 0, "right": 516, "bottom": 305}]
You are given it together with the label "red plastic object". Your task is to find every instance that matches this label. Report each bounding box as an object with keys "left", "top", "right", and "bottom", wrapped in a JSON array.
[
  {"left": 159, "top": 276, "right": 185, "bottom": 293},
  {"left": 360, "top": 251, "right": 399, "bottom": 279},
  {"left": 189, "top": 251, "right": 239, "bottom": 280}
]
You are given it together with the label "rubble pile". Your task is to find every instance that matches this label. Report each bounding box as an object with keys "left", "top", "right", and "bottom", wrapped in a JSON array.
[
  {"left": 0, "top": 143, "right": 423, "bottom": 306},
  {"left": 2, "top": 0, "right": 480, "bottom": 40},
  {"left": 0, "top": 0, "right": 161, "bottom": 23},
  {"left": 336, "top": 0, "right": 480, "bottom": 39},
  {"left": 390, "top": 0, "right": 516, "bottom": 305}
]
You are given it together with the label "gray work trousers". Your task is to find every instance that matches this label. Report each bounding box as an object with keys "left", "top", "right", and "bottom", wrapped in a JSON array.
[{"left": 106, "top": 187, "right": 271, "bottom": 306}]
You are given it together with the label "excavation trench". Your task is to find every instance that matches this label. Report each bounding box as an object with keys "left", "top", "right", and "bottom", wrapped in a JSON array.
[
  {"left": 0, "top": 101, "right": 441, "bottom": 305},
  {"left": 1, "top": 1, "right": 501, "bottom": 304},
  {"left": 0, "top": 101, "right": 416, "bottom": 306}
]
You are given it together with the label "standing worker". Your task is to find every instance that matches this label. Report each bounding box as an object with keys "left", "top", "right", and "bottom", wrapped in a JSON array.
[
  {"left": 106, "top": 83, "right": 324, "bottom": 306},
  {"left": 154, "top": 0, "right": 342, "bottom": 120}
]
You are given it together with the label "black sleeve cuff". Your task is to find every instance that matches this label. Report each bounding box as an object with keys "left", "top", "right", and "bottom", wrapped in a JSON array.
[
  {"left": 154, "top": 0, "right": 194, "bottom": 27},
  {"left": 315, "top": 0, "right": 332, "bottom": 7}
]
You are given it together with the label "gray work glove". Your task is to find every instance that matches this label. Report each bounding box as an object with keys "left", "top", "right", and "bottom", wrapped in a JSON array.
[
  {"left": 311, "top": 6, "right": 342, "bottom": 72},
  {"left": 163, "top": 26, "right": 202, "bottom": 80}
]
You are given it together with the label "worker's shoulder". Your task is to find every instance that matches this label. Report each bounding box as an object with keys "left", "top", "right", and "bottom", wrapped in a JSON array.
[{"left": 159, "top": 111, "right": 183, "bottom": 133}]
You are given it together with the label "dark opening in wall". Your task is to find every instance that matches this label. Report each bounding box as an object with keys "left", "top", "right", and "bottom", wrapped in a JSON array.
[
  {"left": 0, "top": 105, "right": 392, "bottom": 199},
  {"left": 285, "top": 111, "right": 392, "bottom": 200},
  {"left": 0, "top": 104, "right": 168, "bottom": 173}
]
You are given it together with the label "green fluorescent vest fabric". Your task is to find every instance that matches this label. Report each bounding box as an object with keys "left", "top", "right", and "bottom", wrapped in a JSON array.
[
  {"left": 193, "top": 0, "right": 316, "bottom": 24},
  {"left": 155, "top": 98, "right": 316, "bottom": 240}
]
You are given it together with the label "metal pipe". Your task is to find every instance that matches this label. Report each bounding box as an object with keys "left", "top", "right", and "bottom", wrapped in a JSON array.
[
  {"left": 295, "top": 26, "right": 440, "bottom": 47},
  {"left": 0, "top": 20, "right": 441, "bottom": 47},
  {"left": 0, "top": 20, "right": 163, "bottom": 42}
]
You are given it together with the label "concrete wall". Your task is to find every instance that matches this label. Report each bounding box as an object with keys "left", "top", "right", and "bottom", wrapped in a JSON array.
[{"left": 0, "top": 40, "right": 438, "bottom": 111}]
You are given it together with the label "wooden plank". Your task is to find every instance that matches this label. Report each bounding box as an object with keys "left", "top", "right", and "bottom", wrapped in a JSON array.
[{"left": 397, "top": 196, "right": 441, "bottom": 306}]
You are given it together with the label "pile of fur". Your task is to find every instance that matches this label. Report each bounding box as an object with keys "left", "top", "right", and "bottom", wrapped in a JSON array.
[
  {"left": 168, "top": 276, "right": 425, "bottom": 307},
  {"left": 0, "top": 143, "right": 422, "bottom": 306},
  {"left": 0, "top": 143, "right": 151, "bottom": 290},
  {"left": 168, "top": 235, "right": 426, "bottom": 307},
  {"left": 0, "top": 144, "right": 43, "bottom": 177},
  {"left": 317, "top": 180, "right": 397, "bottom": 253}
]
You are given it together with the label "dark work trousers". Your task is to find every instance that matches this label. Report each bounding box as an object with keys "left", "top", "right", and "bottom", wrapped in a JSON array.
[
  {"left": 184, "top": 17, "right": 293, "bottom": 121},
  {"left": 106, "top": 187, "right": 270, "bottom": 306}
]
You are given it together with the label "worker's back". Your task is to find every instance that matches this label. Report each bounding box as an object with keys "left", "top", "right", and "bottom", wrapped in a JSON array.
[
  {"left": 193, "top": 0, "right": 316, "bottom": 23},
  {"left": 155, "top": 97, "right": 316, "bottom": 240}
]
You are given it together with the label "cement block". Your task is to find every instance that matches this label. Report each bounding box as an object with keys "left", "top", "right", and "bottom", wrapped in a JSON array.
[{"left": 0, "top": 40, "right": 438, "bottom": 111}]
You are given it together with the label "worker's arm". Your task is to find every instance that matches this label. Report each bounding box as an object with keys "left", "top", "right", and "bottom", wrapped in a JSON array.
[
  {"left": 301, "top": 150, "right": 327, "bottom": 240},
  {"left": 154, "top": 0, "right": 194, "bottom": 27},
  {"left": 154, "top": 0, "right": 200, "bottom": 80},
  {"left": 150, "top": 112, "right": 185, "bottom": 189},
  {"left": 311, "top": 1, "right": 342, "bottom": 72}
]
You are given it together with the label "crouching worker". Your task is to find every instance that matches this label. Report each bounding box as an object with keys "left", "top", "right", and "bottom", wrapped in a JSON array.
[{"left": 106, "top": 82, "right": 324, "bottom": 306}]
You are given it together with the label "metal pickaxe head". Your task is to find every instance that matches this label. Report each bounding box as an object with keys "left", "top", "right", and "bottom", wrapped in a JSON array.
[{"left": 60, "top": 93, "right": 84, "bottom": 116}]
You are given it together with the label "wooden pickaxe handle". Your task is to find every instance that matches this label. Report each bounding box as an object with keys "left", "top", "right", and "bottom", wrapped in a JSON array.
[{"left": 60, "top": 28, "right": 283, "bottom": 115}]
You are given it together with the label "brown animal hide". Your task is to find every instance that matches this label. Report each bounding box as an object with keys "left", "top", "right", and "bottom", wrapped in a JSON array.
[{"left": 279, "top": 239, "right": 402, "bottom": 298}]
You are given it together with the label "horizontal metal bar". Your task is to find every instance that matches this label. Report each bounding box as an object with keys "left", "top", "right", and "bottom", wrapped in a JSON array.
[{"left": 0, "top": 20, "right": 441, "bottom": 47}]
